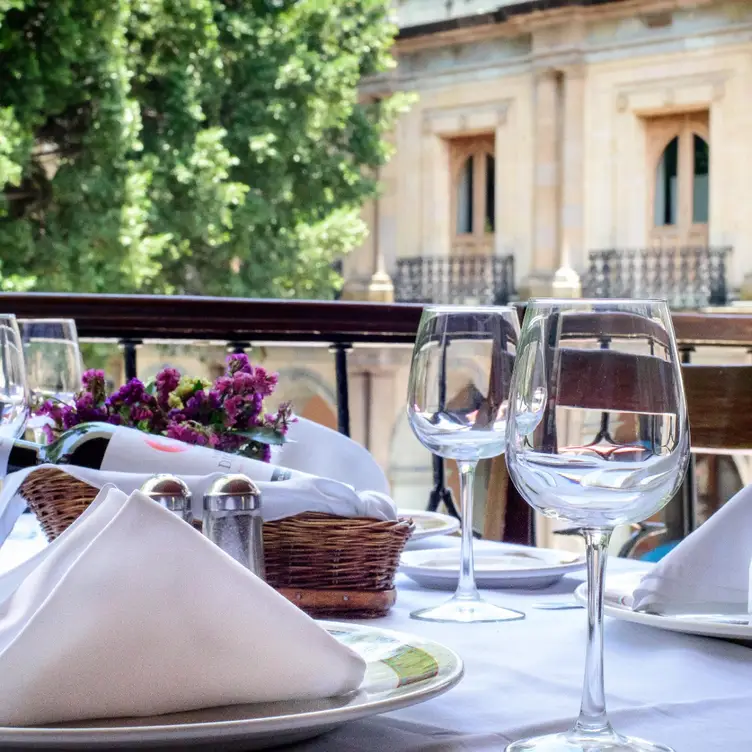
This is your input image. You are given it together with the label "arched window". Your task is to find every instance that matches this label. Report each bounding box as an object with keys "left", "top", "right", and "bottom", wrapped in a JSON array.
[
  {"left": 451, "top": 136, "right": 495, "bottom": 253},
  {"left": 456, "top": 156, "right": 474, "bottom": 234},
  {"left": 693, "top": 135, "right": 709, "bottom": 224},
  {"left": 654, "top": 137, "right": 678, "bottom": 226},
  {"left": 648, "top": 113, "right": 709, "bottom": 246}
]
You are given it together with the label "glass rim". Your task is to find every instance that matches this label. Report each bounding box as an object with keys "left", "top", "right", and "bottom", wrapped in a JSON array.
[
  {"left": 526, "top": 297, "right": 669, "bottom": 306},
  {"left": 17, "top": 317, "right": 77, "bottom": 323},
  {"left": 424, "top": 304, "right": 518, "bottom": 313}
]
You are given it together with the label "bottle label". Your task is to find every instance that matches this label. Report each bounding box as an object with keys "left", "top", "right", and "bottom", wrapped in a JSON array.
[
  {"left": 0, "top": 435, "right": 12, "bottom": 477},
  {"left": 101, "top": 426, "right": 301, "bottom": 481}
]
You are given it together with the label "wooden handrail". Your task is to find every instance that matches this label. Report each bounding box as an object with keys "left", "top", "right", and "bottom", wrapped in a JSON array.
[
  {"left": 0, "top": 293, "right": 751, "bottom": 347},
  {"left": 0, "top": 293, "right": 425, "bottom": 344}
]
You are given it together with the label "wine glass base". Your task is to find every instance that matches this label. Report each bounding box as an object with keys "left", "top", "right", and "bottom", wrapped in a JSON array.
[
  {"left": 410, "top": 596, "right": 525, "bottom": 623},
  {"left": 506, "top": 730, "right": 674, "bottom": 752}
]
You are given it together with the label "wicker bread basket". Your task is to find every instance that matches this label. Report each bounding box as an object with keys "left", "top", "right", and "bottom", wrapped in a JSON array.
[{"left": 20, "top": 468, "right": 414, "bottom": 619}]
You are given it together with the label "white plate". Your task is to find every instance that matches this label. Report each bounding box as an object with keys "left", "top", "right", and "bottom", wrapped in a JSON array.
[
  {"left": 0, "top": 622, "right": 463, "bottom": 749},
  {"left": 574, "top": 573, "right": 752, "bottom": 642},
  {"left": 400, "top": 545, "right": 586, "bottom": 590},
  {"left": 400, "top": 510, "right": 460, "bottom": 541}
]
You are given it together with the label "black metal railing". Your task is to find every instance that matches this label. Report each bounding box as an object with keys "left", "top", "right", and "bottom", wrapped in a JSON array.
[
  {"left": 584, "top": 246, "right": 732, "bottom": 308},
  {"left": 393, "top": 255, "right": 516, "bottom": 306}
]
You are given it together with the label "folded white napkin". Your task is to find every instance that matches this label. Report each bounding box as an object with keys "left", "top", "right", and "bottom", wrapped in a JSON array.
[
  {"left": 0, "top": 485, "right": 365, "bottom": 726},
  {"left": 632, "top": 484, "right": 752, "bottom": 613},
  {"left": 278, "top": 417, "right": 390, "bottom": 495}
]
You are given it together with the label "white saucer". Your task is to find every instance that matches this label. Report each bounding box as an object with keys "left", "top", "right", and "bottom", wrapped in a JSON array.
[
  {"left": 400, "top": 545, "right": 586, "bottom": 590},
  {"left": 574, "top": 573, "right": 752, "bottom": 642},
  {"left": 400, "top": 510, "right": 460, "bottom": 542}
]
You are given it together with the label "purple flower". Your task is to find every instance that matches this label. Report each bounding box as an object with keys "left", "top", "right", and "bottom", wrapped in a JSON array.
[
  {"left": 182, "top": 389, "right": 221, "bottom": 423},
  {"left": 37, "top": 399, "right": 65, "bottom": 425},
  {"left": 62, "top": 407, "right": 82, "bottom": 430},
  {"left": 226, "top": 353, "right": 252, "bottom": 375},
  {"left": 212, "top": 376, "right": 233, "bottom": 397},
  {"left": 249, "top": 366, "right": 278, "bottom": 398},
  {"left": 155, "top": 367, "right": 180, "bottom": 407},
  {"left": 224, "top": 395, "right": 245, "bottom": 426},
  {"left": 82, "top": 369, "right": 106, "bottom": 402},
  {"left": 166, "top": 420, "right": 218, "bottom": 448},
  {"left": 130, "top": 405, "right": 153, "bottom": 423},
  {"left": 106, "top": 378, "right": 150, "bottom": 408},
  {"left": 216, "top": 433, "right": 245, "bottom": 453},
  {"left": 72, "top": 391, "right": 109, "bottom": 424}
]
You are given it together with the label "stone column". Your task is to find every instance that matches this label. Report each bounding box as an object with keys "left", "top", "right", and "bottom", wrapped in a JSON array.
[
  {"left": 523, "top": 70, "right": 562, "bottom": 297},
  {"left": 560, "top": 65, "right": 586, "bottom": 279},
  {"left": 368, "top": 122, "right": 395, "bottom": 303},
  {"left": 421, "top": 130, "right": 451, "bottom": 257}
]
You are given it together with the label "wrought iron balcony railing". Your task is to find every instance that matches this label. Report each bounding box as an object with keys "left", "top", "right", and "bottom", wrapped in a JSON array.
[
  {"left": 584, "top": 246, "right": 732, "bottom": 308},
  {"left": 393, "top": 255, "right": 515, "bottom": 306}
]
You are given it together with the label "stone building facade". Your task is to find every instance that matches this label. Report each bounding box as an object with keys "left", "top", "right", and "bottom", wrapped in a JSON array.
[{"left": 345, "top": 0, "right": 752, "bottom": 303}]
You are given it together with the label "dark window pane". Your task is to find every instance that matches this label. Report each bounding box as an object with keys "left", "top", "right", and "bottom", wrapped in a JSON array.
[
  {"left": 485, "top": 155, "right": 495, "bottom": 233},
  {"left": 654, "top": 137, "right": 679, "bottom": 226},
  {"left": 693, "top": 134, "right": 709, "bottom": 224},
  {"left": 456, "top": 156, "right": 473, "bottom": 234}
]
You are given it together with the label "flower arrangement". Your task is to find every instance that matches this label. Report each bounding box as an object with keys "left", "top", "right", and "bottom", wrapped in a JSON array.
[{"left": 35, "top": 353, "right": 294, "bottom": 461}]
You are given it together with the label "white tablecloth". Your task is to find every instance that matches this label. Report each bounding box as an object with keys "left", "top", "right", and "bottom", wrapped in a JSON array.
[
  {"left": 306, "top": 541, "right": 752, "bottom": 752},
  {"left": 2, "top": 527, "right": 751, "bottom": 750}
]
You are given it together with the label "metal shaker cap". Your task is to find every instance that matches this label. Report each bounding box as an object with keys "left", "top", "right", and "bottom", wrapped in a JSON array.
[
  {"left": 203, "top": 474, "right": 261, "bottom": 512},
  {"left": 140, "top": 474, "right": 192, "bottom": 513}
]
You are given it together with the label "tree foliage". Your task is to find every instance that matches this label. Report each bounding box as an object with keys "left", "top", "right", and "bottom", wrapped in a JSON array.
[{"left": 0, "top": 0, "right": 405, "bottom": 298}]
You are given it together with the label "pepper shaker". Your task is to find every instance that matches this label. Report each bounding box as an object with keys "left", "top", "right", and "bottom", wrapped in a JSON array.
[
  {"left": 140, "top": 474, "right": 193, "bottom": 525},
  {"left": 202, "top": 474, "right": 265, "bottom": 579}
]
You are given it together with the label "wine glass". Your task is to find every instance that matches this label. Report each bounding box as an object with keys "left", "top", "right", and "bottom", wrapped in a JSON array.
[
  {"left": 407, "top": 305, "right": 525, "bottom": 623},
  {"left": 505, "top": 299, "right": 689, "bottom": 752},
  {"left": 18, "top": 319, "right": 83, "bottom": 407},
  {"left": 0, "top": 314, "right": 29, "bottom": 438}
]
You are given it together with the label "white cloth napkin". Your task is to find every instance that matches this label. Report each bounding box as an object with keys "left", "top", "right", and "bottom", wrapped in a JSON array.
[
  {"left": 0, "top": 463, "right": 397, "bottom": 545},
  {"left": 632, "top": 484, "right": 752, "bottom": 613},
  {"left": 0, "top": 418, "right": 396, "bottom": 546},
  {"left": 0, "top": 485, "right": 365, "bottom": 726},
  {"left": 278, "top": 417, "right": 390, "bottom": 495}
]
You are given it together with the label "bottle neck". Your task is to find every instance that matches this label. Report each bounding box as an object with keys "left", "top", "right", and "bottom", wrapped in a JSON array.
[{"left": 6, "top": 437, "right": 43, "bottom": 474}]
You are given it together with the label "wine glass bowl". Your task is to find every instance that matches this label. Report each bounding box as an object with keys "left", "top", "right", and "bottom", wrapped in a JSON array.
[
  {"left": 505, "top": 300, "right": 689, "bottom": 752},
  {"left": 406, "top": 305, "right": 524, "bottom": 623},
  {"left": 508, "top": 305, "right": 689, "bottom": 529},
  {"left": 18, "top": 319, "right": 83, "bottom": 407},
  {"left": 0, "top": 315, "right": 29, "bottom": 439}
]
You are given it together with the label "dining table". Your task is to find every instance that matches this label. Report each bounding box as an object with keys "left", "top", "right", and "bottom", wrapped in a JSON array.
[{"left": 1, "top": 529, "right": 751, "bottom": 751}]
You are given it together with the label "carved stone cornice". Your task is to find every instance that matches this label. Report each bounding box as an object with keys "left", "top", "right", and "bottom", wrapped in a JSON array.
[
  {"left": 614, "top": 70, "right": 732, "bottom": 113},
  {"left": 421, "top": 100, "right": 513, "bottom": 136}
]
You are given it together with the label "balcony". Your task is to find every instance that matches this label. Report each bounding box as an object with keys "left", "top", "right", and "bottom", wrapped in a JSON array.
[
  {"left": 584, "top": 247, "right": 732, "bottom": 308},
  {"left": 393, "top": 255, "right": 515, "bottom": 306}
]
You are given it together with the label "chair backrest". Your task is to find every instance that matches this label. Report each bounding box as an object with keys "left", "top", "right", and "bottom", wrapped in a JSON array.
[{"left": 683, "top": 364, "right": 752, "bottom": 451}]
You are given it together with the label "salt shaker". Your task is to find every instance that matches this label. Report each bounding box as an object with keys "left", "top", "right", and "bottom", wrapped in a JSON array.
[
  {"left": 202, "top": 474, "right": 265, "bottom": 579},
  {"left": 140, "top": 474, "right": 193, "bottom": 525}
]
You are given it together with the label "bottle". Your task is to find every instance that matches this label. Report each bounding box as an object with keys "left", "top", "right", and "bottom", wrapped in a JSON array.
[{"left": 1, "top": 422, "right": 310, "bottom": 483}]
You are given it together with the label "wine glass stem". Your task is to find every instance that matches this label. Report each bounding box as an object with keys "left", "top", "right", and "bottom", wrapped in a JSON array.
[
  {"left": 574, "top": 527, "right": 613, "bottom": 737},
  {"left": 456, "top": 460, "right": 479, "bottom": 601}
]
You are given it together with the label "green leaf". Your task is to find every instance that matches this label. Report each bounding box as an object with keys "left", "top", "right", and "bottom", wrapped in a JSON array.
[{"left": 233, "top": 426, "right": 288, "bottom": 446}]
